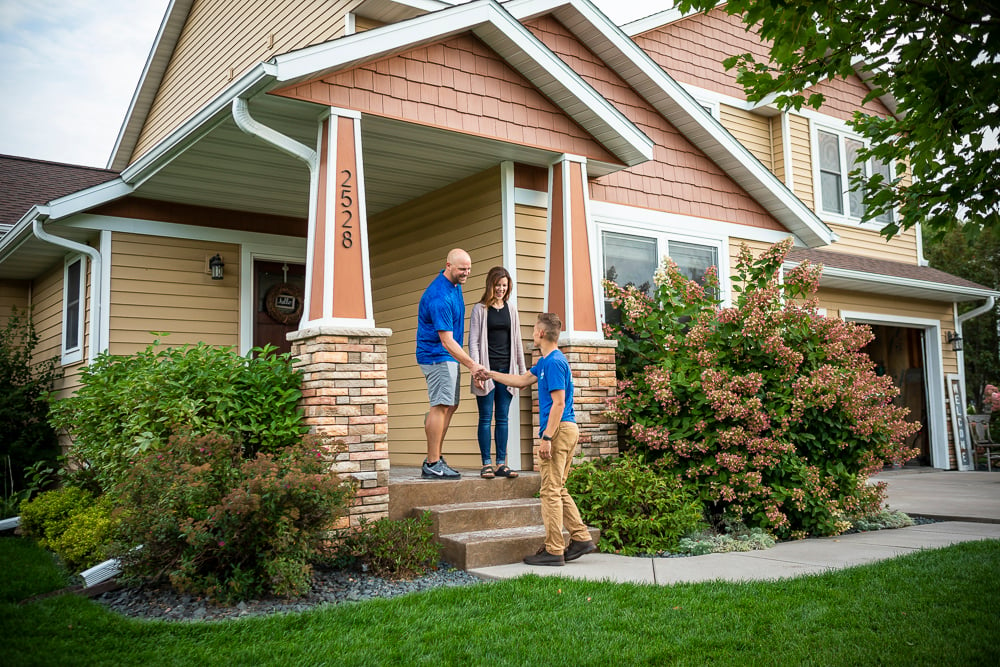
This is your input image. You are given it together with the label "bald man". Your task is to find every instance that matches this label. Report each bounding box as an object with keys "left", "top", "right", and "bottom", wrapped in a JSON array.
[{"left": 416, "top": 249, "right": 486, "bottom": 479}]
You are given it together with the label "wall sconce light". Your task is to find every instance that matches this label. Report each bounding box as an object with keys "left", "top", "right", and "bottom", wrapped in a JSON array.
[
  {"left": 209, "top": 254, "right": 225, "bottom": 281},
  {"left": 947, "top": 331, "right": 963, "bottom": 352}
]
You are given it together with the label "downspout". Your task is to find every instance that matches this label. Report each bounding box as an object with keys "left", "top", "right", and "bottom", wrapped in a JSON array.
[
  {"left": 231, "top": 98, "right": 317, "bottom": 171},
  {"left": 956, "top": 295, "right": 997, "bottom": 411},
  {"left": 32, "top": 215, "right": 103, "bottom": 364}
]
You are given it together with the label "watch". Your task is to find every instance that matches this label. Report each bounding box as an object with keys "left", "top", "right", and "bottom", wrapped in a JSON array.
[{"left": 541, "top": 435, "right": 552, "bottom": 441}]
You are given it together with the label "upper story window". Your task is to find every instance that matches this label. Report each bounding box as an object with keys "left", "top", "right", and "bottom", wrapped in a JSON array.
[
  {"left": 62, "top": 255, "right": 85, "bottom": 365},
  {"left": 600, "top": 228, "right": 723, "bottom": 324},
  {"left": 816, "top": 127, "right": 893, "bottom": 226}
]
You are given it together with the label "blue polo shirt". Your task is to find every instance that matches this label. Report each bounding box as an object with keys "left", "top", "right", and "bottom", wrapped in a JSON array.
[
  {"left": 531, "top": 349, "right": 575, "bottom": 435},
  {"left": 416, "top": 270, "right": 465, "bottom": 364}
]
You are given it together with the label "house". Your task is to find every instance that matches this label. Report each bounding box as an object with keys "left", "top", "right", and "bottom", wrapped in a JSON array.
[{"left": 1, "top": 1, "right": 995, "bottom": 524}]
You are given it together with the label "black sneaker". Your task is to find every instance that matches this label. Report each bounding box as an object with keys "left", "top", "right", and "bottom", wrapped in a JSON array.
[
  {"left": 523, "top": 546, "right": 564, "bottom": 566},
  {"left": 421, "top": 458, "right": 461, "bottom": 479},
  {"left": 564, "top": 539, "right": 596, "bottom": 562}
]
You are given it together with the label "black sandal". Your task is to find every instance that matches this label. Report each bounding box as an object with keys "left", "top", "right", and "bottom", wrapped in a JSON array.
[
  {"left": 480, "top": 465, "right": 495, "bottom": 479},
  {"left": 494, "top": 464, "right": 519, "bottom": 478}
]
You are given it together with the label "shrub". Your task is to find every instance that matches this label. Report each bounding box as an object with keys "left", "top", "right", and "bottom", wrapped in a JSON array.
[
  {"left": 0, "top": 307, "right": 61, "bottom": 496},
  {"left": 851, "top": 509, "right": 914, "bottom": 532},
  {"left": 49, "top": 497, "right": 117, "bottom": 572},
  {"left": 565, "top": 454, "right": 708, "bottom": 556},
  {"left": 677, "top": 526, "right": 776, "bottom": 556},
  {"left": 112, "top": 432, "right": 355, "bottom": 602},
  {"left": 603, "top": 239, "right": 920, "bottom": 539},
  {"left": 19, "top": 486, "right": 94, "bottom": 550},
  {"left": 49, "top": 340, "right": 307, "bottom": 493},
  {"left": 326, "top": 512, "right": 441, "bottom": 579}
]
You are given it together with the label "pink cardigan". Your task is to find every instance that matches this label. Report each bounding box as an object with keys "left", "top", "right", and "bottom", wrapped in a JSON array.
[{"left": 468, "top": 301, "right": 527, "bottom": 397}]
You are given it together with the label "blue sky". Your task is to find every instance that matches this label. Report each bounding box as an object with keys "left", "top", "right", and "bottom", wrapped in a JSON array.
[{"left": 0, "top": 1, "right": 669, "bottom": 169}]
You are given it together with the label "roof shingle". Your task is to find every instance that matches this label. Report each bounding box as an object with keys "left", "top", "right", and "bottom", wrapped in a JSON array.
[{"left": 0, "top": 154, "right": 119, "bottom": 228}]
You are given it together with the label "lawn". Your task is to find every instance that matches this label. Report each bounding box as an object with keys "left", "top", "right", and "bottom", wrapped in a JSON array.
[{"left": 2, "top": 536, "right": 998, "bottom": 666}]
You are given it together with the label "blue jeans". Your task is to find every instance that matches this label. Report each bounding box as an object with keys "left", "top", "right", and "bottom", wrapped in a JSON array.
[{"left": 477, "top": 375, "right": 513, "bottom": 466}]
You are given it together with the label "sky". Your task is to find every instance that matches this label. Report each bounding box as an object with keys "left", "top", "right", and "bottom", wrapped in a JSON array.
[{"left": 0, "top": 1, "right": 671, "bottom": 169}]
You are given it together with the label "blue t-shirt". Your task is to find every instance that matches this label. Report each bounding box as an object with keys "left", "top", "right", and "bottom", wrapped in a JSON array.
[
  {"left": 530, "top": 349, "right": 575, "bottom": 435},
  {"left": 416, "top": 270, "right": 465, "bottom": 364}
]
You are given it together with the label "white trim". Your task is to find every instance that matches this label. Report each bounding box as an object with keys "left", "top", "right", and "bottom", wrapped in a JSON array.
[
  {"left": 300, "top": 114, "right": 326, "bottom": 331},
  {"left": 345, "top": 11, "right": 357, "bottom": 35},
  {"left": 780, "top": 111, "right": 795, "bottom": 191},
  {"left": 499, "top": 160, "right": 522, "bottom": 469},
  {"left": 839, "top": 310, "right": 949, "bottom": 470},
  {"left": 786, "top": 262, "right": 999, "bottom": 301},
  {"left": 64, "top": 215, "right": 308, "bottom": 251},
  {"left": 99, "top": 231, "right": 112, "bottom": 356},
  {"left": 61, "top": 255, "right": 86, "bottom": 365},
  {"left": 351, "top": 111, "right": 376, "bottom": 328}
]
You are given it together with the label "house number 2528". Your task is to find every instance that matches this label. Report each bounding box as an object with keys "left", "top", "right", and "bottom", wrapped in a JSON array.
[{"left": 339, "top": 169, "right": 354, "bottom": 249}]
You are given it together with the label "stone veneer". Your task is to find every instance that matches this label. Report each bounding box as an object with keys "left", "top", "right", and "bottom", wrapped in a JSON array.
[
  {"left": 289, "top": 326, "right": 392, "bottom": 527},
  {"left": 529, "top": 337, "right": 619, "bottom": 468}
]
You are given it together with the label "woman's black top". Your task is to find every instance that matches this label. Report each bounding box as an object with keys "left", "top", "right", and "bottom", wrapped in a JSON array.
[{"left": 487, "top": 303, "right": 511, "bottom": 372}]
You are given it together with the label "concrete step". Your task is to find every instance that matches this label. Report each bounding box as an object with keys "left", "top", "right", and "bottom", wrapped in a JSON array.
[
  {"left": 414, "top": 498, "right": 543, "bottom": 536},
  {"left": 439, "top": 525, "right": 601, "bottom": 569},
  {"left": 388, "top": 466, "right": 540, "bottom": 520}
]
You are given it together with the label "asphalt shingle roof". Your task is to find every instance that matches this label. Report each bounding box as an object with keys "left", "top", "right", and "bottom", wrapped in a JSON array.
[
  {"left": 0, "top": 154, "right": 119, "bottom": 229},
  {"left": 787, "top": 247, "right": 991, "bottom": 291}
]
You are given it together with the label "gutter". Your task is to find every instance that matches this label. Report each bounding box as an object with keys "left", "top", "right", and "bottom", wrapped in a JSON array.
[
  {"left": 231, "top": 97, "right": 317, "bottom": 171},
  {"left": 957, "top": 296, "right": 996, "bottom": 327},
  {"left": 32, "top": 214, "right": 103, "bottom": 363}
]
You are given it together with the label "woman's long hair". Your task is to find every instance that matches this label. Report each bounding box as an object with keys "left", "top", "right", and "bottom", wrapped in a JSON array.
[{"left": 479, "top": 266, "right": 513, "bottom": 305}]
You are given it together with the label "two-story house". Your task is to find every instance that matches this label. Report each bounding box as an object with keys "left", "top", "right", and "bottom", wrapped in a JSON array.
[{"left": 1, "top": 1, "right": 994, "bottom": 522}]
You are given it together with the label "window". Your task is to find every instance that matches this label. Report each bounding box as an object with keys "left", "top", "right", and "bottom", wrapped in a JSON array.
[
  {"left": 601, "top": 230, "right": 721, "bottom": 324},
  {"left": 62, "top": 256, "right": 85, "bottom": 364},
  {"left": 816, "top": 127, "right": 893, "bottom": 225}
]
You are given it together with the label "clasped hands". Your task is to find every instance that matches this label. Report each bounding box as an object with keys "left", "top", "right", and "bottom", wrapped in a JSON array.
[{"left": 472, "top": 365, "right": 491, "bottom": 388}]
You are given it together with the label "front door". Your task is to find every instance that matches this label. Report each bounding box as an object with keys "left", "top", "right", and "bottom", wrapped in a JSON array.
[{"left": 253, "top": 260, "right": 306, "bottom": 355}]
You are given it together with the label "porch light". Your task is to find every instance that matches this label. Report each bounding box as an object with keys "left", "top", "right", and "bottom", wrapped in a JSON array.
[
  {"left": 209, "top": 254, "right": 225, "bottom": 280},
  {"left": 947, "top": 331, "right": 963, "bottom": 352}
]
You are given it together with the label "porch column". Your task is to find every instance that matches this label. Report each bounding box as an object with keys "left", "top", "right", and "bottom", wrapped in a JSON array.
[
  {"left": 539, "top": 155, "right": 618, "bottom": 465},
  {"left": 292, "top": 107, "right": 389, "bottom": 526}
]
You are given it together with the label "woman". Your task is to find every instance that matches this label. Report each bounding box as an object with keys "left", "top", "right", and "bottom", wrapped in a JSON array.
[{"left": 469, "top": 266, "right": 527, "bottom": 478}]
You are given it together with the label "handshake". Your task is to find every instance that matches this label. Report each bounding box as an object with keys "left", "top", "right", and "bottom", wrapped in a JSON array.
[{"left": 472, "top": 365, "right": 492, "bottom": 383}]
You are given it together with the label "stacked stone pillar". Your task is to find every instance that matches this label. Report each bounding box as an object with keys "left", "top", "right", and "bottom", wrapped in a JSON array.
[{"left": 289, "top": 326, "right": 392, "bottom": 527}]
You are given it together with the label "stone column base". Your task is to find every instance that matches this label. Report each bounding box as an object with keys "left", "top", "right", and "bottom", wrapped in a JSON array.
[
  {"left": 530, "top": 337, "right": 619, "bottom": 469},
  {"left": 289, "top": 326, "right": 392, "bottom": 527}
]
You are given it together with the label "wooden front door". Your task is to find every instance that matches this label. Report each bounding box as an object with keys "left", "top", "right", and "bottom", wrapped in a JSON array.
[{"left": 253, "top": 260, "right": 306, "bottom": 355}]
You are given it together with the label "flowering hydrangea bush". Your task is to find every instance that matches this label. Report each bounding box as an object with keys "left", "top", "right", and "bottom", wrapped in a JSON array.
[
  {"left": 983, "top": 384, "right": 1000, "bottom": 413},
  {"left": 603, "top": 239, "right": 920, "bottom": 539}
]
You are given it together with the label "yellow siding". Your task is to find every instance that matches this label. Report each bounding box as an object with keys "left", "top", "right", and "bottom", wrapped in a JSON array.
[
  {"left": 30, "top": 262, "right": 88, "bottom": 398},
  {"left": 352, "top": 15, "right": 384, "bottom": 33},
  {"left": 0, "top": 280, "right": 29, "bottom": 328},
  {"left": 370, "top": 167, "right": 504, "bottom": 469},
  {"left": 827, "top": 224, "right": 919, "bottom": 263},
  {"left": 720, "top": 104, "right": 772, "bottom": 170},
  {"left": 788, "top": 113, "right": 814, "bottom": 210},
  {"left": 109, "top": 233, "right": 240, "bottom": 355},
  {"left": 770, "top": 115, "right": 786, "bottom": 185},
  {"left": 133, "top": 0, "right": 364, "bottom": 161}
]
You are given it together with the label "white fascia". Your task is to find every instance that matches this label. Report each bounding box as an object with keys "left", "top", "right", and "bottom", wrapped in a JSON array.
[
  {"left": 619, "top": 1, "right": 726, "bottom": 34},
  {"left": 272, "top": 0, "right": 653, "bottom": 165},
  {"left": 506, "top": 0, "right": 837, "bottom": 248}
]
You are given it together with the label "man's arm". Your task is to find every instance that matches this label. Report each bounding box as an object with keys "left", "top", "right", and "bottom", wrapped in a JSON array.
[
  {"left": 487, "top": 368, "right": 537, "bottom": 389},
  {"left": 438, "top": 331, "right": 485, "bottom": 376}
]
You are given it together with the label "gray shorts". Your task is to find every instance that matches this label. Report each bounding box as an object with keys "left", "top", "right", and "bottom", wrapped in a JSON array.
[{"left": 420, "top": 361, "right": 461, "bottom": 406}]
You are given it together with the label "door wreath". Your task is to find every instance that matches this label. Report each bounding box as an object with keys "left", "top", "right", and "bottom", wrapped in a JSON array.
[{"left": 264, "top": 283, "right": 304, "bottom": 325}]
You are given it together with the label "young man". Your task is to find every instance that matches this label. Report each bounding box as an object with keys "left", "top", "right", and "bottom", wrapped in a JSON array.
[
  {"left": 483, "top": 313, "right": 596, "bottom": 565},
  {"left": 416, "top": 249, "right": 486, "bottom": 479}
]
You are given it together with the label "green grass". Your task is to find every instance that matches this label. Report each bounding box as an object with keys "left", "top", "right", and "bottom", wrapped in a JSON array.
[{"left": 2, "top": 536, "right": 998, "bottom": 666}]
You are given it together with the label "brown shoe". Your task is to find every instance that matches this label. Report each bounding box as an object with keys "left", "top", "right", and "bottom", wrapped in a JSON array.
[
  {"left": 523, "top": 546, "right": 564, "bottom": 566},
  {"left": 564, "top": 539, "right": 596, "bottom": 562}
]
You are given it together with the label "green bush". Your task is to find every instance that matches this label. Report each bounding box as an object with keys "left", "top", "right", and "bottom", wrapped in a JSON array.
[
  {"left": 851, "top": 509, "right": 914, "bottom": 532},
  {"left": 603, "top": 239, "right": 921, "bottom": 539},
  {"left": 565, "top": 454, "right": 708, "bottom": 556},
  {"left": 0, "top": 307, "right": 61, "bottom": 497},
  {"left": 327, "top": 512, "right": 441, "bottom": 579},
  {"left": 49, "top": 497, "right": 117, "bottom": 572},
  {"left": 677, "top": 526, "right": 776, "bottom": 556},
  {"left": 19, "top": 486, "right": 94, "bottom": 550},
  {"left": 49, "top": 340, "right": 307, "bottom": 493},
  {"left": 112, "top": 432, "right": 355, "bottom": 602}
]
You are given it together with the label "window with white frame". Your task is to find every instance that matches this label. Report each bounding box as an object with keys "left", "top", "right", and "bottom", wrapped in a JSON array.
[
  {"left": 816, "top": 127, "right": 893, "bottom": 225},
  {"left": 600, "top": 229, "right": 722, "bottom": 324},
  {"left": 62, "top": 255, "right": 85, "bottom": 364}
]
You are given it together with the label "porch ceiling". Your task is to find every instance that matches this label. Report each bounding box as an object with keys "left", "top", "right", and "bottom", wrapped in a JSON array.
[{"left": 130, "top": 94, "right": 573, "bottom": 220}]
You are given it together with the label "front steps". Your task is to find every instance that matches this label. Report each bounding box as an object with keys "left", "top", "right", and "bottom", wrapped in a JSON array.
[{"left": 388, "top": 466, "right": 599, "bottom": 569}]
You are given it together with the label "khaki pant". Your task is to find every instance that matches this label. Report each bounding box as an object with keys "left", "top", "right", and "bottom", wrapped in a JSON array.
[{"left": 539, "top": 421, "right": 590, "bottom": 555}]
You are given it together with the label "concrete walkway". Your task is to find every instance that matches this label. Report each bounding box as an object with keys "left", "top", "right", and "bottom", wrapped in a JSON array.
[{"left": 467, "top": 469, "right": 1000, "bottom": 584}]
